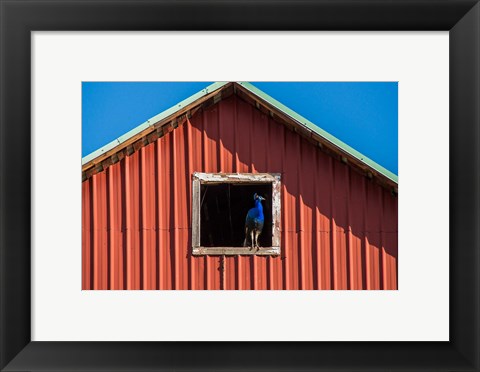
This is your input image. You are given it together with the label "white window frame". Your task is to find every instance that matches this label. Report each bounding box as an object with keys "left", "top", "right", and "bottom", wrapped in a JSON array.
[{"left": 192, "top": 172, "right": 281, "bottom": 256}]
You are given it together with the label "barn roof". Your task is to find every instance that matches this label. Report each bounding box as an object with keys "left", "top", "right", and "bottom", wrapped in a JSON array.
[{"left": 82, "top": 82, "right": 398, "bottom": 189}]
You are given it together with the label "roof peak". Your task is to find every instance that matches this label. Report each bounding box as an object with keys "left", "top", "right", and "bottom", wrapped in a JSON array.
[{"left": 82, "top": 82, "right": 397, "bottom": 188}]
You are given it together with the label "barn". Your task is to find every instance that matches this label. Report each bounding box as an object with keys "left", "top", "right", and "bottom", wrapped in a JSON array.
[{"left": 82, "top": 82, "right": 398, "bottom": 290}]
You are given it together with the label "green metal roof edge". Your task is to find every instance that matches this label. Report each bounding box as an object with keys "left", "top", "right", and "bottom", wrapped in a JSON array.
[
  {"left": 237, "top": 82, "right": 398, "bottom": 184},
  {"left": 81, "top": 81, "right": 229, "bottom": 166}
]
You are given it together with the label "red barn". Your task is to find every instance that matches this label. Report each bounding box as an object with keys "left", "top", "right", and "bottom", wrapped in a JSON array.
[{"left": 82, "top": 82, "right": 398, "bottom": 290}]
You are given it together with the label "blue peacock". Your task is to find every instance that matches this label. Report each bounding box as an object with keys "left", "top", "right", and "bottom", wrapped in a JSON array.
[{"left": 243, "top": 193, "right": 265, "bottom": 250}]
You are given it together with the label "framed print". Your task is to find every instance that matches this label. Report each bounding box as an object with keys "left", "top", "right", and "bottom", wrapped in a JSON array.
[
  {"left": 1, "top": 1, "right": 479, "bottom": 371},
  {"left": 33, "top": 35, "right": 443, "bottom": 343}
]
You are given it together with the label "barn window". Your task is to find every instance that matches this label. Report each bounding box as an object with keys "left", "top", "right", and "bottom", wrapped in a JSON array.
[{"left": 192, "top": 173, "right": 281, "bottom": 255}]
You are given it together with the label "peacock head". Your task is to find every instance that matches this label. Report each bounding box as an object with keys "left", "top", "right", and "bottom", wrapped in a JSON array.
[{"left": 254, "top": 193, "right": 265, "bottom": 202}]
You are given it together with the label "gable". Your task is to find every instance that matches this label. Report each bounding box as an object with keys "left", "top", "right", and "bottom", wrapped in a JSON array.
[{"left": 82, "top": 82, "right": 397, "bottom": 193}]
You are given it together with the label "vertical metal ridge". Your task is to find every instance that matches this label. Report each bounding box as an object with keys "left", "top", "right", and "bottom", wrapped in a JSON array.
[
  {"left": 125, "top": 155, "right": 132, "bottom": 289},
  {"left": 380, "top": 189, "right": 398, "bottom": 290},
  {"left": 328, "top": 157, "right": 336, "bottom": 290},
  {"left": 195, "top": 114, "right": 206, "bottom": 290},
  {"left": 200, "top": 111, "right": 208, "bottom": 290},
  {"left": 302, "top": 140, "right": 315, "bottom": 290},
  {"left": 201, "top": 110, "right": 212, "bottom": 290},
  {"left": 360, "top": 175, "right": 367, "bottom": 290},
  {"left": 92, "top": 175, "right": 99, "bottom": 290},
  {"left": 140, "top": 147, "right": 146, "bottom": 289},
  {"left": 89, "top": 179, "right": 94, "bottom": 290},
  {"left": 364, "top": 180, "right": 372, "bottom": 290},
  {"left": 282, "top": 129, "right": 292, "bottom": 290},
  {"left": 331, "top": 159, "right": 339, "bottom": 290},
  {"left": 337, "top": 161, "right": 349, "bottom": 290},
  {"left": 297, "top": 137, "right": 303, "bottom": 290},
  {"left": 281, "top": 123, "right": 288, "bottom": 290},
  {"left": 279, "top": 120, "right": 286, "bottom": 290},
  {"left": 365, "top": 180, "right": 373, "bottom": 290},
  {"left": 92, "top": 172, "right": 108, "bottom": 289},
  {"left": 345, "top": 166, "right": 351, "bottom": 290},
  {"left": 312, "top": 149, "right": 320, "bottom": 290},
  {"left": 82, "top": 179, "right": 93, "bottom": 290},
  {"left": 367, "top": 180, "right": 382, "bottom": 290},
  {"left": 184, "top": 121, "right": 192, "bottom": 290},
  {"left": 170, "top": 131, "right": 177, "bottom": 290},
  {"left": 156, "top": 136, "right": 164, "bottom": 290},
  {"left": 101, "top": 171, "right": 108, "bottom": 290},
  {"left": 186, "top": 120, "right": 194, "bottom": 290},
  {"left": 292, "top": 131, "right": 300, "bottom": 290},
  {"left": 135, "top": 152, "right": 141, "bottom": 289},
  {"left": 174, "top": 126, "right": 183, "bottom": 289},
  {"left": 141, "top": 144, "right": 157, "bottom": 290},
  {"left": 111, "top": 161, "right": 124, "bottom": 290},
  {"left": 139, "top": 148, "right": 144, "bottom": 290},
  {"left": 154, "top": 141, "right": 160, "bottom": 290},
  {"left": 347, "top": 168, "right": 356, "bottom": 289},
  {"left": 379, "top": 187, "right": 385, "bottom": 290},
  {"left": 323, "top": 168, "right": 331, "bottom": 290},
  {"left": 188, "top": 118, "right": 197, "bottom": 289},
  {"left": 125, "top": 156, "right": 131, "bottom": 289},
  {"left": 106, "top": 168, "right": 111, "bottom": 290},
  {"left": 180, "top": 124, "right": 190, "bottom": 289},
  {"left": 121, "top": 160, "right": 127, "bottom": 290},
  {"left": 297, "top": 136, "right": 305, "bottom": 290},
  {"left": 314, "top": 152, "right": 324, "bottom": 289},
  {"left": 131, "top": 153, "right": 139, "bottom": 290}
]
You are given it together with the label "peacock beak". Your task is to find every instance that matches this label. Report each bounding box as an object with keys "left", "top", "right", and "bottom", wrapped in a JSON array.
[{"left": 259, "top": 195, "right": 266, "bottom": 201}]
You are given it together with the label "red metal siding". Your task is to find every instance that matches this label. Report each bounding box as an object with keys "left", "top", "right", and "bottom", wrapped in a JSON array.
[{"left": 82, "top": 94, "right": 398, "bottom": 290}]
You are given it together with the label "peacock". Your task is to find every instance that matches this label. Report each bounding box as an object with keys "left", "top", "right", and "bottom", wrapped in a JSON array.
[{"left": 243, "top": 193, "right": 265, "bottom": 250}]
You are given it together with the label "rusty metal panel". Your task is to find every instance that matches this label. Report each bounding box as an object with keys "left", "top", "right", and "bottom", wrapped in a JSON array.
[{"left": 82, "top": 94, "right": 398, "bottom": 290}]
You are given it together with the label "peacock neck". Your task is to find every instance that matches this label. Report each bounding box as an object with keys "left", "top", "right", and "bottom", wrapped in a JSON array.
[{"left": 255, "top": 200, "right": 264, "bottom": 217}]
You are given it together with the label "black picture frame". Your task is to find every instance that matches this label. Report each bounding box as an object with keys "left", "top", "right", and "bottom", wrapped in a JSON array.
[{"left": 1, "top": 1, "right": 479, "bottom": 371}]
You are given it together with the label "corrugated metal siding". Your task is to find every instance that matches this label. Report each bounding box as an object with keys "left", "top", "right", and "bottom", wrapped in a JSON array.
[{"left": 82, "top": 94, "right": 398, "bottom": 290}]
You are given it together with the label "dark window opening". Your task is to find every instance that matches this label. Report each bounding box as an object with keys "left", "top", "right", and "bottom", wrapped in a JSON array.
[{"left": 200, "top": 183, "right": 273, "bottom": 248}]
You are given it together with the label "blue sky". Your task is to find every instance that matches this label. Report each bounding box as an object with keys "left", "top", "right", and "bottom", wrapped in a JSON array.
[{"left": 82, "top": 82, "right": 398, "bottom": 174}]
